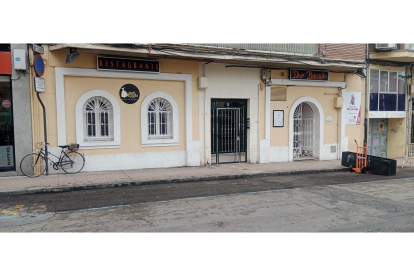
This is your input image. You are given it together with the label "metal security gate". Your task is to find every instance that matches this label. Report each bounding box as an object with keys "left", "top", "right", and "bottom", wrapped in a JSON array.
[
  {"left": 211, "top": 99, "right": 247, "bottom": 164},
  {"left": 368, "top": 118, "right": 388, "bottom": 158},
  {"left": 293, "top": 102, "right": 315, "bottom": 160}
]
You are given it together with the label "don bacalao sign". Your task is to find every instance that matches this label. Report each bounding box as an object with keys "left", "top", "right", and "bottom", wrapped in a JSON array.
[{"left": 344, "top": 91, "right": 361, "bottom": 125}]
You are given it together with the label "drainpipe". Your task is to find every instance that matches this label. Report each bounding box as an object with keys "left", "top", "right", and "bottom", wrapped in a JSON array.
[
  {"left": 404, "top": 63, "right": 414, "bottom": 162},
  {"left": 364, "top": 44, "right": 369, "bottom": 144}
]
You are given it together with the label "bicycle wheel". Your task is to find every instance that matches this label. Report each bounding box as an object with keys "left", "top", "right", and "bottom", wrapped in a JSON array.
[
  {"left": 61, "top": 151, "right": 85, "bottom": 174},
  {"left": 20, "top": 153, "right": 47, "bottom": 177}
]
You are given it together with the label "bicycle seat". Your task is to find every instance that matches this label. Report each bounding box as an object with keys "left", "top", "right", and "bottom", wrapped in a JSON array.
[{"left": 59, "top": 145, "right": 68, "bottom": 148}]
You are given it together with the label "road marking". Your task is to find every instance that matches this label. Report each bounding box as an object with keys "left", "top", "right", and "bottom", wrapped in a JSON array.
[{"left": 0, "top": 205, "right": 24, "bottom": 216}]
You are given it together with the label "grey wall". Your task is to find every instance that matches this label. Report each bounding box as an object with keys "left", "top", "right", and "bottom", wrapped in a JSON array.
[{"left": 0, "top": 44, "right": 33, "bottom": 176}]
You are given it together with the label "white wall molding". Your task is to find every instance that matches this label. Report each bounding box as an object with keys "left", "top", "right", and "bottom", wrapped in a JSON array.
[
  {"left": 269, "top": 146, "right": 289, "bottom": 162},
  {"left": 140, "top": 92, "right": 179, "bottom": 146},
  {"left": 75, "top": 90, "right": 121, "bottom": 149},
  {"left": 369, "top": 111, "right": 406, "bottom": 118},
  {"left": 271, "top": 78, "right": 346, "bottom": 88},
  {"left": 259, "top": 139, "right": 270, "bottom": 163},
  {"left": 55, "top": 67, "right": 198, "bottom": 167},
  {"left": 265, "top": 86, "right": 271, "bottom": 140},
  {"left": 289, "top": 96, "right": 324, "bottom": 161},
  {"left": 321, "top": 143, "right": 340, "bottom": 161}
]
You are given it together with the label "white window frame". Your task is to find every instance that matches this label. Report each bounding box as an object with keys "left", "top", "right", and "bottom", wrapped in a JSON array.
[
  {"left": 371, "top": 69, "right": 405, "bottom": 112},
  {"left": 75, "top": 90, "right": 121, "bottom": 149},
  {"left": 141, "top": 92, "right": 179, "bottom": 147}
]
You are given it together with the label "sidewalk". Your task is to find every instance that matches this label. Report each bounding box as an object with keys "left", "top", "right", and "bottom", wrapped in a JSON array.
[{"left": 0, "top": 158, "right": 411, "bottom": 196}]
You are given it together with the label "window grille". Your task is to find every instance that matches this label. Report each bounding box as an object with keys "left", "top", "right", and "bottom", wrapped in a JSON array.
[
  {"left": 148, "top": 98, "right": 173, "bottom": 139},
  {"left": 83, "top": 96, "right": 114, "bottom": 142},
  {"left": 271, "top": 87, "right": 287, "bottom": 101}
]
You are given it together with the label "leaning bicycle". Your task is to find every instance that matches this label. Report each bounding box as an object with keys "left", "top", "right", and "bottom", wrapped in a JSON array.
[{"left": 20, "top": 142, "right": 85, "bottom": 177}]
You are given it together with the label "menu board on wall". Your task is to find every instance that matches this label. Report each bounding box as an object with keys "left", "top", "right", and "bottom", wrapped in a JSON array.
[
  {"left": 344, "top": 91, "right": 361, "bottom": 125},
  {"left": 273, "top": 110, "right": 284, "bottom": 127}
]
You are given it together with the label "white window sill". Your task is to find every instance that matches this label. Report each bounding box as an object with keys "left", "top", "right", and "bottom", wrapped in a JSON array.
[
  {"left": 142, "top": 139, "right": 178, "bottom": 147},
  {"left": 80, "top": 141, "right": 121, "bottom": 149}
]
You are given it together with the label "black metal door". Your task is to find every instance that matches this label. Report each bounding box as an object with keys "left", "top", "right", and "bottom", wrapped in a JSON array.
[{"left": 211, "top": 99, "right": 247, "bottom": 164}]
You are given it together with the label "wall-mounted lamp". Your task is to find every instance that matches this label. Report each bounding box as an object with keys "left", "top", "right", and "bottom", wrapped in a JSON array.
[
  {"left": 66, "top": 48, "right": 80, "bottom": 63},
  {"left": 355, "top": 68, "right": 366, "bottom": 78}
]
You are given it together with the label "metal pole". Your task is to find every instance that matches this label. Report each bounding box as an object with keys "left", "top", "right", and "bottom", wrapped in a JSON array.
[
  {"left": 36, "top": 91, "right": 48, "bottom": 175},
  {"left": 364, "top": 44, "right": 369, "bottom": 144}
]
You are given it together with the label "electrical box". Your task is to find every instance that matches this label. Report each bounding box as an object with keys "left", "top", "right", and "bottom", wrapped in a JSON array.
[
  {"left": 199, "top": 76, "right": 208, "bottom": 89},
  {"left": 12, "top": 49, "right": 27, "bottom": 70},
  {"left": 262, "top": 69, "right": 268, "bottom": 80},
  {"left": 334, "top": 97, "right": 343, "bottom": 108}
]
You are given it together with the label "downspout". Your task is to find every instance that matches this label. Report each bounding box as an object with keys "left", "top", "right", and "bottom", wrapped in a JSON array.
[
  {"left": 258, "top": 83, "right": 261, "bottom": 163},
  {"left": 364, "top": 43, "right": 369, "bottom": 144},
  {"left": 404, "top": 63, "right": 414, "bottom": 162}
]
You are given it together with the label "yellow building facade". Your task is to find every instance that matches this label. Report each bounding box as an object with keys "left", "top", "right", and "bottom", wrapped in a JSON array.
[{"left": 29, "top": 45, "right": 366, "bottom": 173}]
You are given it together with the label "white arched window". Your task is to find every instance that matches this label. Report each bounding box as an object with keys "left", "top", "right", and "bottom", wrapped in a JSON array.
[
  {"left": 84, "top": 96, "right": 114, "bottom": 142},
  {"left": 75, "top": 90, "right": 121, "bottom": 149},
  {"left": 148, "top": 98, "right": 173, "bottom": 139},
  {"left": 141, "top": 92, "right": 179, "bottom": 147}
]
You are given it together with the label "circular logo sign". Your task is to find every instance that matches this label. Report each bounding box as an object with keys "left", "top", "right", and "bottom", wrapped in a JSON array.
[
  {"left": 119, "top": 84, "right": 140, "bottom": 104},
  {"left": 34, "top": 54, "right": 45, "bottom": 77},
  {"left": 2, "top": 100, "right": 11, "bottom": 108}
]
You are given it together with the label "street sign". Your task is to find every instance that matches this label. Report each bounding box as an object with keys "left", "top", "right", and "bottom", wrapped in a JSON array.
[
  {"left": 34, "top": 77, "right": 45, "bottom": 93},
  {"left": 32, "top": 44, "right": 44, "bottom": 55},
  {"left": 34, "top": 54, "right": 44, "bottom": 77}
]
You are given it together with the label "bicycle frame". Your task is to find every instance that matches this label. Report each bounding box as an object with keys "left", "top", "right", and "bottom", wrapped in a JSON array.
[{"left": 37, "top": 147, "right": 78, "bottom": 170}]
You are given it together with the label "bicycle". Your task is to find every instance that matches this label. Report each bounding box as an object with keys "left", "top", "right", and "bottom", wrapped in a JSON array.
[{"left": 20, "top": 142, "right": 85, "bottom": 177}]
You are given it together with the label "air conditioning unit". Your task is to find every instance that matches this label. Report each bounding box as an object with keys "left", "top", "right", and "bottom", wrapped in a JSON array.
[{"left": 375, "top": 43, "right": 397, "bottom": 50}]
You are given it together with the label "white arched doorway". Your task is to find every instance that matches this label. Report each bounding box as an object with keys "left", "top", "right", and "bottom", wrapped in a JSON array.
[{"left": 289, "top": 97, "right": 324, "bottom": 161}]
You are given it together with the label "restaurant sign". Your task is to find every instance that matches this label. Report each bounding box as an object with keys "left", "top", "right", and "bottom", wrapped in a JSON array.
[
  {"left": 97, "top": 56, "right": 160, "bottom": 73},
  {"left": 290, "top": 69, "right": 329, "bottom": 81}
]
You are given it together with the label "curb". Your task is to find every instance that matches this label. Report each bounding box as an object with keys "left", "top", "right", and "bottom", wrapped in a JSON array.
[{"left": 0, "top": 167, "right": 349, "bottom": 196}]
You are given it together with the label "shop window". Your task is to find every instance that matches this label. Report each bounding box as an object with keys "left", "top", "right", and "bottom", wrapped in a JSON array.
[
  {"left": 141, "top": 92, "right": 179, "bottom": 147},
  {"left": 370, "top": 69, "right": 406, "bottom": 112},
  {"left": 0, "top": 75, "right": 15, "bottom": 171},
  {"left": 75, "top": 90, "right": 121, "bottom": 149},
  {"left": 83, "top": 96, "right": 114, "bottom": 142}
]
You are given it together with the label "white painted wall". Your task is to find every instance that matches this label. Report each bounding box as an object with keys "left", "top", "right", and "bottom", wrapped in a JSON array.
[{"left": 199, "top": 63, "right": 261, "bottom": 165}]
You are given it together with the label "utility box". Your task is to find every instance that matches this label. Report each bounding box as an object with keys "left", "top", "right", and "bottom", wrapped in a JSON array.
[
  {"left": 199, "top": 76, "right": 208, "bottom": 89},
  {"left": 334, "top": 97, "right": 343, "bottom": 108},
  {"left": 12, "top": 49, "right": 27, "bottom": 70}
]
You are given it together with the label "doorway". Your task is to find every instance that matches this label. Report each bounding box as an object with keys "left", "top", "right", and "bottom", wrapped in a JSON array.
[
  {"left": 293, "top": 102, "right": 315, "bottom": 160},
  {"left": 368, "top": 118, "right": 388, "bottom": 158},
  {"left": 211, "top": 99, "right": 247, "bottom": 164}
]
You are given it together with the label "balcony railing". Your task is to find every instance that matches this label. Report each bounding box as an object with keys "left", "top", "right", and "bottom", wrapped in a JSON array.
[{"left": 184, "top": 44, "right": 318, "bottom": 56}]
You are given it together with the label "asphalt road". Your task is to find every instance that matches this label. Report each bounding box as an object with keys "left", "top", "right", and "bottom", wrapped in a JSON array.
[{"left": 1, "top": 168, "right": 414, "bottom": 232}]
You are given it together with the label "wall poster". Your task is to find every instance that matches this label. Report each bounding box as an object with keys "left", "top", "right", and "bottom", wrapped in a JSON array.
[
  {"left": 273, "top": 110, "right": 284, "bottom": 127},
  {"left": 344, "top": 91, "right": 361, "bottom": 125}
]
